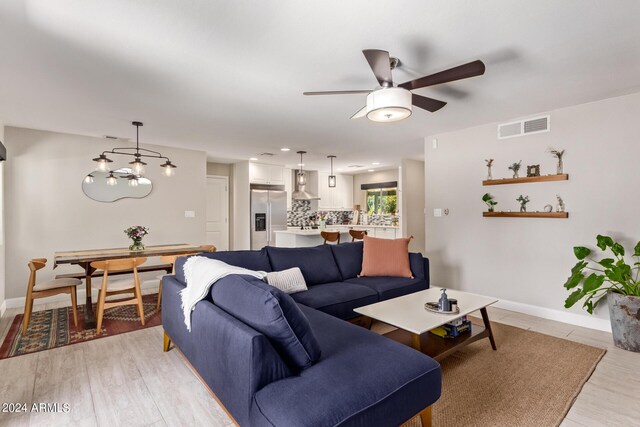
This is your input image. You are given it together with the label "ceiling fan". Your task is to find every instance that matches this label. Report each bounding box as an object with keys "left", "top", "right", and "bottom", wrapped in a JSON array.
[{"left": 303, "top": 49, "right": 485, "bottom": 122}]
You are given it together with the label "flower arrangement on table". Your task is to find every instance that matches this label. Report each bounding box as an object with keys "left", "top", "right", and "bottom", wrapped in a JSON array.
[
  {"left": 318, "top": 212, "right": 327, "bottom": 230},
  {"left": 124, "top": 226, "right": 149, "bottom": 251}
]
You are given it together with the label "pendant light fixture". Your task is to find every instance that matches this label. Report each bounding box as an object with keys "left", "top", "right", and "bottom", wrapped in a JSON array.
[
  {"left": 296, "top": 151, "right": 307, "bottom": 186},
  {"left": 128, "top": 176, "right": 139, "bottom": 187},
  {"left": 106, "top": 171, "right": 118, "bottom": 186},
  {"left": 91, "top": 121, "right": 177, "bottom": 178},
  {"left": 327, "top": 155, "right": 336, "bottom": 188},
  {"left": 84, "top": 174, "right": 95, "bottom": 184}
]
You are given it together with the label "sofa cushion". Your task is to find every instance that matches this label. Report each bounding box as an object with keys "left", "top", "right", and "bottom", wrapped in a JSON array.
[
  {"left": 174, "top": 249, "right": 271, "bottom": 284},
  {"left": 252, "top": 305, "right": 442, "bottom": 427},
  {"left": 290, "top": 282, "right": 378, "bottom": 320},
  {"left": 211, "top": 274, "right": 321, "bottom": 370},
  {"left": 346, "top": 276, "right": 426, "bottom": 301},
  {"left": 265, "top": 267, "right": 308, "bottom": 294},
  {"left": 409, "top": 253, "right": 426, "bottom": 280},
  {"left": 266, "top": 245, "right": 343, "bottom": 285},
  {"left": 329, "top": 241, "right": 364, "bottom": 280},
  {"left": 361, "top": 235, "right": 413, "bottom": 278}
]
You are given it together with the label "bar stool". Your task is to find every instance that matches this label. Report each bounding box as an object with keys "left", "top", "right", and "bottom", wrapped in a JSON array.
[
  {"left": 349, "top": 230, "right": 368, "bottom": 242},
  {"left": 22, "top": 258, "right": 80, "bottom": 336},
  {"left": 90, "top": 258, "right": 147, "bottom": 334},
  {"left": 321, "top": 231, "right": 341, "bottom": 245}
]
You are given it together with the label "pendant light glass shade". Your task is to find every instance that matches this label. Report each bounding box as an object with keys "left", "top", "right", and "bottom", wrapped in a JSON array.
[
  {"left": 327, "top": 155, "right": 337, "bottom": 188},
  {"left": 161, "top": 160, "right": 177, "bottom": 177},
  {"left": 130, "top": 158, "right": 146, "bottom": 175},
  {"left": 84, "top": 174, "right": 94, "bottom": 184},
  {"left": 128, "top": 176, "right": 139, "bottom": 187},
  {"left": 106, "top": 172, "right": 118, "bottom": 186},
  {"left": 296, "top": 151, "right": 307, "bottom": 186},
  {"left": 93, "top": 154, "right": 112, "bottom": 172}
]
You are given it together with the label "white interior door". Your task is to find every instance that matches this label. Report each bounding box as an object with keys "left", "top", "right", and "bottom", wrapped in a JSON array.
[{"left": 206, "top": 176, "right": 229, "bottom": 251}]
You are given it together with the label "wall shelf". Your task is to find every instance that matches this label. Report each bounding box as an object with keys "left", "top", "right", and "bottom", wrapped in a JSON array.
[
  {"left": 483, "top": 174, "right": 569, "bottom": 186},
  {"left": 483, "top": 212, "right": 568, "bottom": 219}
]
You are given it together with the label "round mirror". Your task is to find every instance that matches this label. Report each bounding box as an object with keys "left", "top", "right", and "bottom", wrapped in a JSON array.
[{"left": 82, "top": 168, "right": 153, "bottom": 202}]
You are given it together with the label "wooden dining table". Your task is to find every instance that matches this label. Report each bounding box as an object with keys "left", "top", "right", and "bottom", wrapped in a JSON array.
[{"left": 54, "top": 244, "right": 208, "bottom": 329}]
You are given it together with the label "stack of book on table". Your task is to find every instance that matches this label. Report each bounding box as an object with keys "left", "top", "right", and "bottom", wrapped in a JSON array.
[{"left": 430, "top": 316, "right": 471, "bottom": 338}]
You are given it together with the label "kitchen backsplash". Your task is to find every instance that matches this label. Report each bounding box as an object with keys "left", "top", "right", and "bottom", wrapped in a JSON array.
[{"left": 287, "top": 200, "right": 398, "bottom": 227}]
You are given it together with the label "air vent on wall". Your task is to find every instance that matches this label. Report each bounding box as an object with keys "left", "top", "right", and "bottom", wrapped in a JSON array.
[{"left": 498, "top": 115, "right": 550, "bottom": 140}]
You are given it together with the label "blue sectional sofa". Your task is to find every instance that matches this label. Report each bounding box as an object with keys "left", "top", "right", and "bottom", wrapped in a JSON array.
[{"left": 162, "top": 242, "right": 442, "bottom": 427}]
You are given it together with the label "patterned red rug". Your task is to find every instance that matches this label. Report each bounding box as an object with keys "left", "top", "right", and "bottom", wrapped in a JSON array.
[{"left": 0, "top": 293, "right": 162, "bottom": 359}]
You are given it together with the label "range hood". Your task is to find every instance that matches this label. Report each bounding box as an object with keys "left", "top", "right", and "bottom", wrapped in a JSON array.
[{"left": 292, "top": 183, "right": 320, "bottom": 200}]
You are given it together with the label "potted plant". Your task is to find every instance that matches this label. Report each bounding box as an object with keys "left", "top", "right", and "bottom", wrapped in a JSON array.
[
  {"left": 482, "top": 193, "right": 498, "bottom": 212},
  {"left": 563, "top": 234, "right": 640, "bottom": 352},
  {"left": 124, "top": 225, "right": 149, "bottom": 251}
]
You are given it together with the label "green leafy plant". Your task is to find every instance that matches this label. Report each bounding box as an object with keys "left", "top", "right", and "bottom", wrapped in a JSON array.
[
  {"left": 508, "top": 160, "right": 522, "bottom": 178},
  {"left": 564, "top": 235, "right": 640, "bottom": 314},
  {"left": 482, "top": 193, "right": 497, "bottom": 212}
]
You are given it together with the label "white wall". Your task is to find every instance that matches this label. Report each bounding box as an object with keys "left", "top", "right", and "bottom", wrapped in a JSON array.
[
  {"left": 352, "top": 169, "right": 399, "bottom": 208},
  {"left": 400, "top": 159, "right": 425, "bottom": 253},
  {"left": 424, "top": 92, "right": 640, "bottom": 331},
  {"left": 0, "top": 121, "right": 5, "bottom": 315},
  {"left": 232, "top": 161, "right": 250, "bottom": 250},
  {"left": 4, "top": 127, "right": 207, "bottom": 302}
]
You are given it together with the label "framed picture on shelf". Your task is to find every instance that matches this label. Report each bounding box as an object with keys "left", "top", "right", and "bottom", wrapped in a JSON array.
[{"left": 526, "top": 165, "right": 540, "bottom": 177}]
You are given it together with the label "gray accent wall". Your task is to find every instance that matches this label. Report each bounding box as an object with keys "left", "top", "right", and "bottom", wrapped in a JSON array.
[
  {"left": 424, "top": 92, "right": 640, "bottom": 327},
  {"left": 4, "top": 127, "right": 207, "bottom": 300}
]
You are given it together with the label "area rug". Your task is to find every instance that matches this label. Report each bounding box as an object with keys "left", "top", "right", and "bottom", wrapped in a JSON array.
[
  {"left": 0, "top": 293, "right": 162, "bottom": 359},
  {"left": 400, "top": 320, "right": 606, "bottom": 427}
]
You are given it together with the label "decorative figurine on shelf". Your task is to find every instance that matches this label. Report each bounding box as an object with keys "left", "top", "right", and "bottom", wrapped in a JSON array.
[
  {"left": 508, "top": 160, "right": 522, "bottom": 178},
  {"left": 526, "top": 164, "right": 541, "bottom": 177},
  {"left": 482, "top": 193, "right": 498, "bottom": 212},
  {"left": 485, "top": 158, "right": 494, "bottom": 180},
  {"left": 548, "top": 148, "right": 565, "bottom": 175},
  {"left": 556, "top": 195, "right": 566, "bottom": 212},
  {"left": 516, "top": 195, "right": 530, "bottom": 212}
]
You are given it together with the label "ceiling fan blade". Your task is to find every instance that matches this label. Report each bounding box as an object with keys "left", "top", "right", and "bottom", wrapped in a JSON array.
[
  {"left": 399, "top": 60, "right": 485, "bottom": 91},
  {"left": 303, "top": 90, "right": 371, "bottom": 96},
  {"left": 412, "top": 94, "right": 447, "bottom": 112},
  {"left": 362, "top": 49, "right": 393, "bottom": 87},
  {"left": 350, "top": 106, "right": 367, "bottom": 119}
]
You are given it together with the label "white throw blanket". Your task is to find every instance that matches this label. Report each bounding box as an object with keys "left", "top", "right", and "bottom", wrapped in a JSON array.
[{"left": 180, "top": 256, "right": 267, "bottom": 330}]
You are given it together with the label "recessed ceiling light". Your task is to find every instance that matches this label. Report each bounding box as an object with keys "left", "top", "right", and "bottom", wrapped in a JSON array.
[
  {"left": 281, "top": 148, "right": 290, "bottom": 152},
  {"left": 368, "top": 169, "right": 375, "bottom": 172},
  {"left": 372, "top": 162, "right": 380, "bottom": 165},
  {"left": 298, "top": 163, "right": 305, "bottom": 166},
  {"left": 250, "top": 157, "right": 258, "bottom": 161}
]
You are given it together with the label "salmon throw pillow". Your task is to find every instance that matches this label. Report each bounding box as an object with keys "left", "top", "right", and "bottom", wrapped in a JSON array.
[{"left": 360, "top": 235, "right": 413, "bottom": 278}]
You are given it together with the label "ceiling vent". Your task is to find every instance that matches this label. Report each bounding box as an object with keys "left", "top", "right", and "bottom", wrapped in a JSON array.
[
  {"left": 259, "top": 152, "right": 275, "bottom": 157},
  {"left": 348, "top": 164, "right": 364, "bottom": 168},
  {"left": 498, "top": 115, "right": 550, "bottom": 140}
]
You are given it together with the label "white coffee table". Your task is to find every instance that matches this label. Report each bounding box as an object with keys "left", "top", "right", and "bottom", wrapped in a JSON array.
[{"left": 354, "top": 288, "right": 498, "bottom": 360}]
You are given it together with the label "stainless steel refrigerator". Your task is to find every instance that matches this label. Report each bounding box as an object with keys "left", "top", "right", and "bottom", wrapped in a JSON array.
[{"left": 250, "top": 189, "right": 288, "bottom": 249}]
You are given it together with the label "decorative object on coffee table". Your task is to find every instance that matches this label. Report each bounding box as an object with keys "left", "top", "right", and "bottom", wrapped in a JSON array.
[
  {"left": 124, "top": 225, "right": 149, "bottom": 251},
  {"left": 548, "top": 147, "right": 565, "bottom": 175},
  {"left": 516, "top": 195, "right": 530, "bottom": 212},
  {"left": 563, "top": 234, "right": 640, "bottom": 352},
  {"left": 482, "top": 193, "right": 497, "bottom": 212},
  {"left": 485, "top": 159, "right": 494, "bottom": 180},
  {"left": 526, "top": 164, "right": 540, "bottom": 177},
  {"left": 508, "top": 160, "right": 522, "bottom": 178},
  {"left": 556, "top": 195, "right": 565, "bottom": 212}
]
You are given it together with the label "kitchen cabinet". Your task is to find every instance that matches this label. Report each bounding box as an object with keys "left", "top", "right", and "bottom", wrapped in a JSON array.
[
  {"left": 374, "top": 227, "right": 397, "bottom": 239},
  {"left": 317, "top": 173, "right": 354, "bottom": 210},
  {"left": 250, "top": 163, "right": 285, "bottom": 185}
]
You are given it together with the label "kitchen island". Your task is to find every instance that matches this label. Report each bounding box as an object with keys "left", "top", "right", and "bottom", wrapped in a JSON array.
[{"left": 274, "top": 225, "right": 399, "bottom": 247}]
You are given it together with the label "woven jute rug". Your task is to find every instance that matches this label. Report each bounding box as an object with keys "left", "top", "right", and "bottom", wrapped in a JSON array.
[
  {"left": 401, "top": 320, "right": 606, "bottom": 427},
  {"left": 0, "top": 293, "right": 162, "bottom": 359}
]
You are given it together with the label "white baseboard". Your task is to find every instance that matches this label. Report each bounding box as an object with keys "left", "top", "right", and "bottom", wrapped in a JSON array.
[
  {"left": 1, "top": 280, "right": 160, "bottom": 314},
  {"left": 494, "top": 298, "right": 612, "bottom": 333}
]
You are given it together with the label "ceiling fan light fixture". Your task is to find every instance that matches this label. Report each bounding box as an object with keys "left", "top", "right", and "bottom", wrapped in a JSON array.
[{"left": 366, "top": 88, "right": 412, "bottom": 123}]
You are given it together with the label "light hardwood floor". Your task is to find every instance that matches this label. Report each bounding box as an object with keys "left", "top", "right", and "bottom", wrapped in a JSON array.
[{"left": 0, "top": 298, "right": 638, "bottom": 427}]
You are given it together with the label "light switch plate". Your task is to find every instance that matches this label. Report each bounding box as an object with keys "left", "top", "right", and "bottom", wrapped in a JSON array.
[
  {"left": 184, "top": 210, "right": 196, "bottom": 218},
  {"left": 433, "top": 209, "right": 442, "bottom": 217}
]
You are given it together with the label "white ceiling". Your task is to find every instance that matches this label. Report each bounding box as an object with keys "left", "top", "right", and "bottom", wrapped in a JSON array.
[{"left": 1, "top": 1, "right": 640, "bottom": 173}]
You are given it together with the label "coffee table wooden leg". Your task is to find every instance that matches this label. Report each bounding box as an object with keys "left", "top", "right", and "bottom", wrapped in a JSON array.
[
  {"left": 411, "top": 333, "right": 422, "bottom": 352},
  {"left": 480, "top": 307, "right": 497, "bottom": 350}
]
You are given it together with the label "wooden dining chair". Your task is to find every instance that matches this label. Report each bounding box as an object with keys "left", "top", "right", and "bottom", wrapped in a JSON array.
[
  {"left": 90, "top": 258, "right": 147, "bottom": 334},
  {"left": 22, "top": 258, "right": 81, "bottom": 336},
  {"left": 156, "top": 245, "right": 217, "bottom": 311},
  {"left": 321, "top": 231, "right": 341, "bottom": 245},
  {"left": 349, "top": 229, "right": 368, "bottom": 242}
]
